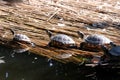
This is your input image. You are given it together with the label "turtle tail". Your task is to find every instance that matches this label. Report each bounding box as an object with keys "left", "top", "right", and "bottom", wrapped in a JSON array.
[{"left": 10, "top": 28, "right": 15, "bottom": 35}]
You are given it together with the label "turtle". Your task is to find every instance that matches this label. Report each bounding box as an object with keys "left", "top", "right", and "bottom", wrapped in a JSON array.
[
  {"left": 9, "top": 28, "right": 35, "bottom": 53},
  {"left": 46, "top": 30, "right": 76, "bottom": 49},
  {"left": 77, "top": 31, "right": 112, "bottom": 52},
  {"left": 10, "top": 29, "right": 35, "bottom": 46},
  {"left": 102, "top": 42, "right": 120, "bottom": 62}
]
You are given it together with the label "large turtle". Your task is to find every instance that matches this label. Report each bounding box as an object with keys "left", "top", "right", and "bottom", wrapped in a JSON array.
[
  {"left": 77, "top": 31, "right": 112, "bottom": 51},
  {"left": 102, "top": 42, "right": 120, "bottom": 62},
  {"left": 46, "top": 30, "right": 76, "bottom": 49},
  {"left": 9, "top": 29, "right": 35, "bottom": 53}
]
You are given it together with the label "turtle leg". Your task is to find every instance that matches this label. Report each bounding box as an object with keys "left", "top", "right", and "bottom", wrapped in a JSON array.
[
  {"left": 47, "top": 42, "right": 53, "bottom": 47},
  {"left": 101, "top": 45, "right": 111, "bottom": 62},
  {"left": 69, "top": 44, "right": 77, "bottom": 49},
  {"left": 79, "top": 42, "right": 84, "bottom": 50}
]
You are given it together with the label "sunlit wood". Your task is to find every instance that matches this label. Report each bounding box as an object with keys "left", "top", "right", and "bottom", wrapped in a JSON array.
[{"left": 0, "top": 0, "right": 120, "bottom": 64}]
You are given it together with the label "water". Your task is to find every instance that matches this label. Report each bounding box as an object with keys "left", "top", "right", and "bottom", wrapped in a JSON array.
[{"left": 0, "top": 46, "right": 120, "bottom": 80}]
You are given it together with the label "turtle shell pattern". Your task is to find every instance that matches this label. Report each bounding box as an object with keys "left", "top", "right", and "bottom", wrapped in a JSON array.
[
  {"left": 85, "top": 34, "right": 111, "bottom": 45},
  {"left": 49, "top": 34, "right": 75, "bottom": 47},
  {"left": 80, "top": 34, "right": 112, "bottom": 51},
  {"left": 13, "top": 34, "right": 31, "bottom": 43}
]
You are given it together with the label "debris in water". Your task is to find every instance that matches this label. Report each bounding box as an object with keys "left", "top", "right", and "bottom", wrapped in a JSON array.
[
  {"left": 5, "top": 72, "right": 8, "bottom": 78},
  {"left": 91, "top": 56, "right": 101, "bottom": 64},
  {"left": 49, "top": 62, "right": 53, "bottom": 67},
  {"left": 21, "top": 78, "right": 25, "bottom": 80},
  {"left": 0, "top": 59, "right": 5, "bottom": 64},
  {"left": 11, "top": 51, "right": 15, "bottom": 58},
  {"left": 34, "top": 57, "right": 38, "bottom": 60},
  {"left": 47, "top": 58, "right": 52, "bottom": 62},
  {"left": 0, "top": 56, "right": 5, "bottom": 59},
  {"left": 32, "top": 61, "right": 35, "bottom": 63},
  {"left": 47, "top": 58, "right": 54, "bottom": 67}
]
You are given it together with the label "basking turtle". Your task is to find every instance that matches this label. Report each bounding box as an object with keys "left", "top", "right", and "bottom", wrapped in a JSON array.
[
  {"left": 10, "top": 29, "right": 35, "bottom": 46},
  {"left": 9, "top": 29, "right": 35, "bottom": 53},
  {"left": 102, "top": 42, "right": 120, "bottom": 61},
  {"left": 46, "top": 30, "right": 76, "bottom": 49},
  {"left": 77, "top": 31, "right": 112, "bottom": 51}
]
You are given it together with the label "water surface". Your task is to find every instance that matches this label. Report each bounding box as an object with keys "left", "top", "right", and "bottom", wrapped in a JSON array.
[{"left": 0, "top": 45, "right": 120, "bottom": 80}]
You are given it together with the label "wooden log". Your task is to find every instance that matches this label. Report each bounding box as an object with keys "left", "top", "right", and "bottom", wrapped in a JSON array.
[{"left": 0, "top": 0, "right": 120, "bottom": 65}]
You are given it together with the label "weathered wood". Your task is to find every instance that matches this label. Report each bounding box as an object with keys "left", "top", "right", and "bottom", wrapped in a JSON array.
[{"left": 0, "top": 0, "right": 120, "bottom": 64}]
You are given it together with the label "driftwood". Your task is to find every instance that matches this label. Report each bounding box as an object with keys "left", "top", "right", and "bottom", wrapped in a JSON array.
[{"left": 0, "top": 0, "right": 120, "bottom": 65}]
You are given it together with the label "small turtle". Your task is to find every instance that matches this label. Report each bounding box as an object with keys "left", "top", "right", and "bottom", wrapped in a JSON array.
[
  {"left": 46, "top": 30, "right": 76, "bottom": 49},
  {"left": 10, "top": 29, "right": 35, "bottom": 46},
  {"left": 102, "top": 42, "right": 120, "bottom": 62},
  {"left": 77, "top": 31, "right": 112, "bottom": 51},
  {"left": 9, "top": 29, "right": 35, "bottom": 53}
]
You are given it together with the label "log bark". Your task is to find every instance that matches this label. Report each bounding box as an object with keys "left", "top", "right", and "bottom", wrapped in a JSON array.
[{"left": 0, "top": 0, "right": 120, "bottom": 64}]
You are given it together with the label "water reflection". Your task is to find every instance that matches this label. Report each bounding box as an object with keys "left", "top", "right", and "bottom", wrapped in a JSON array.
[{"left": 0, "top": 45, "right": 120, "bottom": 80}]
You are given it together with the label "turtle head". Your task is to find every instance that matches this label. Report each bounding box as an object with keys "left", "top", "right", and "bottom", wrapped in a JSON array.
[
  {"left": 110, "top": 42, "right": 116, "bottom": 47},
  {"left": 45, "top": 30, "right": 53, "bottom": 38},
  {"left": 77, "top": 31, "right": 84, "bottom": 39},
  {"left": 10, "top": 28, "right": 15, "bottom": 35}
]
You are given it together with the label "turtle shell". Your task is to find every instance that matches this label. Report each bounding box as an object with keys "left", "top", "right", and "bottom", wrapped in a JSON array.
[
  {"left": 85, "top": 34, "right": 111, "bottom": 45},
  {"left": 49, "top": 34, "right": 75, "bottom": 48},
  {"left": 13, "top": 34, "right": 31, "bottom": 43},
  {"left": 109, "top": 46, "right": 120, "bottom": 56}
]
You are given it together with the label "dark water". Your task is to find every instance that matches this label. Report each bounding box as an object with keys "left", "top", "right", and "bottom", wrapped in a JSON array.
[{"left": 0, "top": 46, "right": 120, "bottom": 80}]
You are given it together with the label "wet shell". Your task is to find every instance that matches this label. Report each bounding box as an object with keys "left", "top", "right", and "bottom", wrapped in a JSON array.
[
  {"left": 49, "top": 34, "right": 76, "bottom": 48},
  {"left": 85, "top": 34, "right": 111, "bottom": 45},
  {"left": 80, "top": 34, "right": 112, "bottom": 52},
  {"left": 13, "top": 34, "right": 31, "bottom": 43},
  {"left": 51, "top": 34, "right": 75, "bottom": 44}
]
